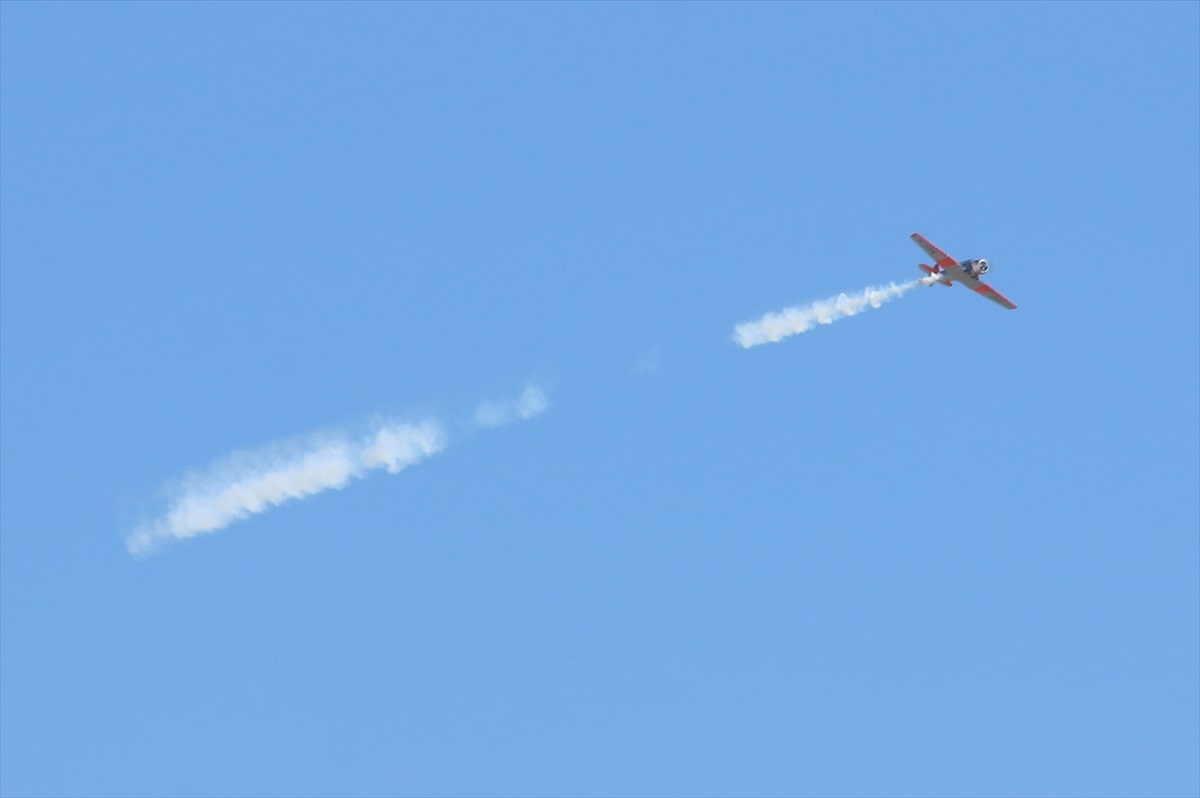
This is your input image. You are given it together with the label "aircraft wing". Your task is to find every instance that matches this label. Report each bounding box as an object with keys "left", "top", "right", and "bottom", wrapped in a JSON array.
[
  {"left": 970, "top": 280, "right": 1018, "bottom": 310},
  {"left": 911, "top": 233, "right": 957, "bottom": 269}
]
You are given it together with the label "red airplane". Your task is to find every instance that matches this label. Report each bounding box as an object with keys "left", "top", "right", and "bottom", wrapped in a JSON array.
[{"left": 912, "top": 233, "right": 1017, "bottom": 310}]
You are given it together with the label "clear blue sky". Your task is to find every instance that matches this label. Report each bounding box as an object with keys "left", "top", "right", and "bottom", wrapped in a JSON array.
[{"left": 2, "top": 2, "right": 1197, "bottom": 796}]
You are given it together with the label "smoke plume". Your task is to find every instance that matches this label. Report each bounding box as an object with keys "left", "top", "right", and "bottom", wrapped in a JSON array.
[
  {"left": 472, "top": 384, "right": 549, "bottom": 429},
  {"left": 733, "top": 280, "right": 925, "bottom": 348},
  {"left": 127, "top": 383, "right": 549, "bottom": 556},
  {"left": 125, "top": 420, "right": 445, "bottom": 556}
]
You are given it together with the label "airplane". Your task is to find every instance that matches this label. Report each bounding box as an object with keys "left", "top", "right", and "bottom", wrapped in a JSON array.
[{"left": 911, "top": 233, "right": 1017, "bottom": 310}]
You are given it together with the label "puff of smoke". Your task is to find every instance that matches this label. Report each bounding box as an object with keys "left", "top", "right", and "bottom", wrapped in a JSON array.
[
  {"left": 126, "top": 420, "right": 445, "bottom": 556},
  {"left": 472, "top": 384, "right": 549, "bottom": 429},
  {"left": 733, "top": 280, "right": 923, "bottom": 348}
]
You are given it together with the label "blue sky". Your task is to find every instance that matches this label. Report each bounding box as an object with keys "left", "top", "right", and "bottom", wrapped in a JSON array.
[{"left": 2, "top": 2, "right": 1197, "bottom": 796}]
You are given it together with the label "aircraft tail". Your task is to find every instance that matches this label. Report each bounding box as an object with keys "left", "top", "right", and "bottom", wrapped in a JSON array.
[{"left": 919, "top": 263, "right": 952, "bottom": 287}]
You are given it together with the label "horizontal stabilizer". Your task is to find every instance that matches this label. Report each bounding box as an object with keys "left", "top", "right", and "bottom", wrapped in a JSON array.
[{"left": 919, "top": 264, "right": 952, "bottom": 286}]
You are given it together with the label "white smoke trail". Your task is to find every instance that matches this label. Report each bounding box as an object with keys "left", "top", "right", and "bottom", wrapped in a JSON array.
[
  {"left": 126, "top": 420, "right": 445, "bottom": 556},
  {"left": 733, "top": 280, "right": 925, "bottom": 348},
  {"left": 472, "top": 384, "right": 549, "bottom": 429},
  {"left": 127, "top": 383, "right": 551, "bottom": 556}
]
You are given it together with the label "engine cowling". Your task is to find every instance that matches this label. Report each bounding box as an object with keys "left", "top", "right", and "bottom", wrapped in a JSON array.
[{"left": 974, "top": 258, "right": 990, "bottom": 276}]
